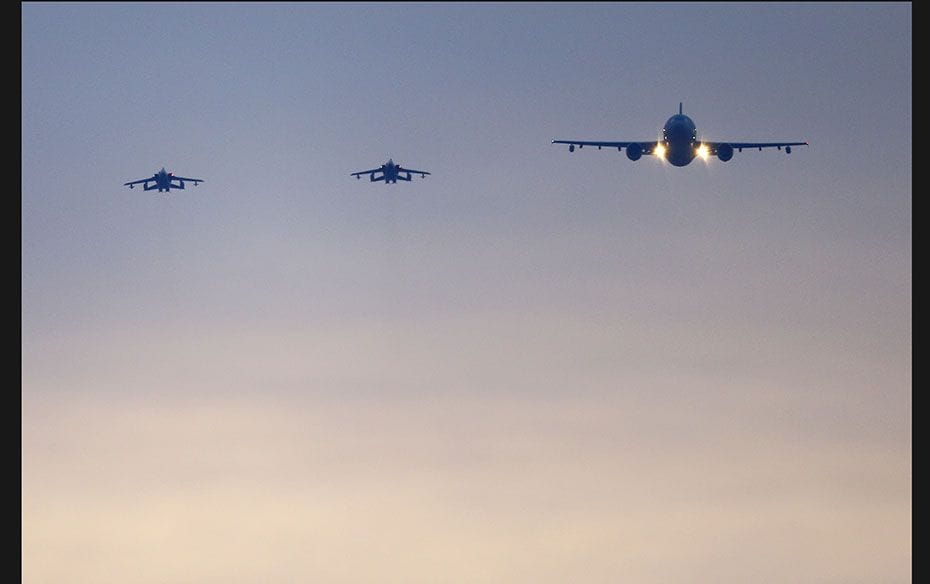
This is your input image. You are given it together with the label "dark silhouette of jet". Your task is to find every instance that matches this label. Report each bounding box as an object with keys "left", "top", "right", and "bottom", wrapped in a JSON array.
[
  {"left": 351, "top": 159, "right": 430, "bottom": 184},
  {"left": 552, "top": 103, "right": 808, "bottom": 167},
  {"left": 123, "top": 168, "right": 204, "bottom": 192}
]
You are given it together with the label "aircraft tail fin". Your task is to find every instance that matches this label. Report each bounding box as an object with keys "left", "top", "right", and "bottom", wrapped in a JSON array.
[{"left": 679, "top": 102, "right": 683, "bottom": 115}]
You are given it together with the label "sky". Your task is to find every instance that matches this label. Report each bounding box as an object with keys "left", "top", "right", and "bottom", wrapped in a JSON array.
[{"left": 22, "top": 3, "right": 910, "bottom": 583}]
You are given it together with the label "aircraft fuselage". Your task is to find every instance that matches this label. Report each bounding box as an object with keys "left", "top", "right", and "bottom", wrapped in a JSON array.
[
  {"left": 156, "top": 171, "right": 171, "bottom": 191},
  {"left": 661, "top": 114, "right": 698, "bottom": 167},
  {"left": 383, "top": 162, "right": 398, "bottom": 183},
  {"left": 380, "top": 160, "right": 412, "bottom": 183},
  {"left": 144, "top": 168, "right": 174, "bottom": 192}
]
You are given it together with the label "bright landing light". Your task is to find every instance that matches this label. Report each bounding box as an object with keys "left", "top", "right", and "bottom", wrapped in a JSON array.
[
  {"left": 654, "top": 143, "right": 666, "bottom": 159},
  {"left": 696, "top": 143, "right": 710, "bottom": 160}
]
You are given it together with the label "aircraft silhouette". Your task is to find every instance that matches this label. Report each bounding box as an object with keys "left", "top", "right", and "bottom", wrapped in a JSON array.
[
  {"left": 552, "top": 103, "right": 808, "bottom": 167},
  {"left": 351, "top": 159, "right": 430, "bottom": 184},
  {"left": 123, "top": 168, "right": 204, "bottom": 192}
]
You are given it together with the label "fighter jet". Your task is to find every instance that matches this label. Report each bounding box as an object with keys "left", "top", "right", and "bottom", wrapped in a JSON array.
[
  {"left": 123, "top": 168, "right": 204, "bottom": 192},
  {"left": 351, "top": 159, "right": 430, "bottom": 184},
  {"left": 552, "top": 103, "right": 808, "bottom": 167}
]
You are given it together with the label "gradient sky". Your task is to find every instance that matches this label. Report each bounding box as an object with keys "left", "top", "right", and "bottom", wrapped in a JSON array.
[{"left": 22, "top": 3, "right": 910, "bottom": 583}]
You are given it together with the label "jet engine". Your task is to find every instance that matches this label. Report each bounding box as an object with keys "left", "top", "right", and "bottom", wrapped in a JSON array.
[
  {"left": 626, "top": 143, "right": 642, "bottom": 161},
  {"left": 717, "top": 143, "right": 734, "bottom": 162}
]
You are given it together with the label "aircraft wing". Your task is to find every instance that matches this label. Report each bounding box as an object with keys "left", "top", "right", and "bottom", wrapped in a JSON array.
[
  {"left": 397, "top": 166, "right": 430, "bottom": 176},
  {"left": 351, "top": 168, "right": 381, "bottom": 177},
  {"left": 552, "top": 139, "right": 659, "bottom": 154},
  {"left": 172, "top": 176, "right": 204, "bottom": 183},
  {"left": 123, "top": 177, "right": 154, "bottom": 187},
  {"left": 704, "top": 141, "right": 808, "bottom": 153}
]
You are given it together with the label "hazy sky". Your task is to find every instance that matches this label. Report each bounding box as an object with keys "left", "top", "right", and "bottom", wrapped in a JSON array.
[{"left": 22, "top": 3, "right": 910, "bottom": 583}]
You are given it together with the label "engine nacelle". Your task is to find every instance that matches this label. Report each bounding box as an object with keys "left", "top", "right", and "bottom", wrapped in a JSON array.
[
  {"left": 717, "top": 143, "right": 734, "bottom": 162},
  {"left": 626, "top": 143, "right": 642, "bottom": 161}
]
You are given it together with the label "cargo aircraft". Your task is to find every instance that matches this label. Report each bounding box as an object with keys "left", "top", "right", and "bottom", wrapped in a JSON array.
[{"left": 552, "top": 104, "right": 808, "bottom": 167}]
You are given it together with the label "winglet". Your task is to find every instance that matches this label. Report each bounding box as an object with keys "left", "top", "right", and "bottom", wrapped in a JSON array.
[{"left": 679, "top": 102, "right": 683, "bottom": 115}]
